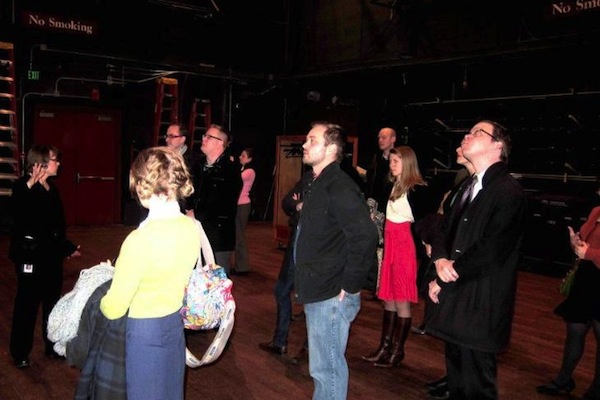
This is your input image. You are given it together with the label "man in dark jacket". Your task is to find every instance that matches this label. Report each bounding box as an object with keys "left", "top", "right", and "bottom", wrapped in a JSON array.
[
  {"left": 363, "top": 127, "right": 396, "bottom": 295},
  {"left": 294, "top": 121, "right": 378, "bottom": 400},
  {"left": 365, "top": 127, "right": 396, "bottom": 213},
  {"left": 187, "top": 124, "right": 242, "bottom": 274},
  {"left": 427, "top": 120, "right": 527, "bottom": 400},
  {"left": 259, "top": 169, "right": 312, "bottom": 357},
  {"left": 165, "top": 123, "right": 197, "bottom": 213}
]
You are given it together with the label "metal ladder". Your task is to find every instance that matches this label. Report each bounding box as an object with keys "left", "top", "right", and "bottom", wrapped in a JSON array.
[
  {"left": 0, "top": 42, "right": 20, "bottom": 197},
  {"left": 188, "top": 98, "right": 212, "bottom": 155},
  {"left": 152, "top": 77, "right": 179, "bottom": 146}
]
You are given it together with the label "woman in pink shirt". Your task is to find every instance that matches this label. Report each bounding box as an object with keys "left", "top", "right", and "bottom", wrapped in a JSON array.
[{"left": 231, "top": 148, "right": 256, "bottom": 275}]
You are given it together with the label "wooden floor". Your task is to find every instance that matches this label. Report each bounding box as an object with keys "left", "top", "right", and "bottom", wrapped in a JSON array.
[{"left": 0, "top": 221, "right": 596, "bottom": 399}]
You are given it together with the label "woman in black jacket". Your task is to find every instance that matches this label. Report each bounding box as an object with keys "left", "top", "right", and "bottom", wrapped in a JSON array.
[{"left": 8, "top": 144, "right": 80, "bottom": 368}]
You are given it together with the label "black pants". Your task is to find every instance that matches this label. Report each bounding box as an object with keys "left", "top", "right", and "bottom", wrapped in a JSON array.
[
  {"left": 445, "top": 341, "right": 498, "bottom": 400},
  {"left": 272, "top": 227, "right": 296, "bottom": 347},
  {"left": 10, "top": 261, "right": 63, "bottom": 360}
]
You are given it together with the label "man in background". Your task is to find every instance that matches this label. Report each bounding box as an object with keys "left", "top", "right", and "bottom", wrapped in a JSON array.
[
  {"left": 363, "top": 127, "right": 396, "bottom": 296},
  {"left": 165, "top": 123, "right": 193, "bottom": 166},
  {"left": 166, "top": 123, "right": 196, "bottom": 213},
  {"left": 187, "top": 124, "right": 242, "bottom": 274},
  {"left": 259, "top": 170, "right": 312, "bottom": 362},
  {"left": 366, "top": 127, "right": 396, "bottom": 213}
]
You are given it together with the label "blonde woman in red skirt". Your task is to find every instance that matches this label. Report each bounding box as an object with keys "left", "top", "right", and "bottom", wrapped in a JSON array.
[{"left": 362, "top": 145, "right": 427, "bottom": 368}]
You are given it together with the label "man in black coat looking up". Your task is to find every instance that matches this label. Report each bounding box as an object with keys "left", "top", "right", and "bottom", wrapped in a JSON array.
[{"left": 427, "top": 120, "right": 526, "bottom": 400}]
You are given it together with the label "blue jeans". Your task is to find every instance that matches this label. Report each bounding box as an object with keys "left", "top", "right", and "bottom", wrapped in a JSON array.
[{"left": 304, "top": 292, "right": 361, "bottom": 400}]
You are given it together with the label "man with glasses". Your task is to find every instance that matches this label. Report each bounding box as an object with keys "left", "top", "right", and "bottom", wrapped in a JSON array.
[
  {"left": 165, "top": 123, "right": 197, "bottom": 212},
  {"left": 187, "top": 124, "right": 242, "bottom": 275},
  {"left": 425, "top": 120, "right": 526, "bottom": 400}
]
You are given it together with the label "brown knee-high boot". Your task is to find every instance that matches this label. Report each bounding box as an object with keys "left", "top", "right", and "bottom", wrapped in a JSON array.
[
  {"left": 374, "top": 316, "right": 411, "bottom": 368},
  {"left": 362, "top": 310, "right": 397, "bottom": 363}
]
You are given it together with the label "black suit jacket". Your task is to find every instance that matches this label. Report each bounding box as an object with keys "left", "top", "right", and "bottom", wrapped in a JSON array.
[{"left": 427, "top": 162, "right": 527, "bottom": 353}]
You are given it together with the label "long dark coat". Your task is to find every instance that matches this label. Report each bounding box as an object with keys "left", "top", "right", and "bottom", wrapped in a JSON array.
[
  {"left": 190, "top": 153, "right": 242, "bottom": 252},
  {"left": 427, "top": 161, "right": 527, "bottom": 353}
]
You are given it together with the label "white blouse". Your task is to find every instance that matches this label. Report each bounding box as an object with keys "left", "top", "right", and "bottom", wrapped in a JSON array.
[{"left": 385, "top": 193, "right": 414, "bottom": 224}]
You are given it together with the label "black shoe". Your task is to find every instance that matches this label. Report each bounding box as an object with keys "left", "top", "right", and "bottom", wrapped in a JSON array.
[
  {"left": 289, "top": 347, "right": 308, "bottom": 365},
  {"left": 230, "top": 269, "right": 249, "bottom": 276},
  {"left": 14, "top": 359, "right": 30, "bottom": 369},
  {"left": 426, "top": 376, "right": 448, "bottom": 392},
  {"left": 536, "top": 378, "right": 575, "bottom": 395},
  {"left": 259, "top": 341, "right": 287, "bottom": 355},
  {"left": 427, "top": 385, "right": 450, "bottom": 400}
]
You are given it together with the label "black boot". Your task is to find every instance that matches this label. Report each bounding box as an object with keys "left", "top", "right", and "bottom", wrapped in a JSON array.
[
  {"left": 362, "top": 310, "right": 397, "bottom": 363},
  {"left": 374, "top": 316, "right": 411, "bottom": 368}
]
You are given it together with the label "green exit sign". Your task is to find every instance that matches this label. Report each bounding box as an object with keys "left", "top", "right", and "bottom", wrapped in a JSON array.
[{"left": 28, "top": 70, "right": 40, "bottom": 80}]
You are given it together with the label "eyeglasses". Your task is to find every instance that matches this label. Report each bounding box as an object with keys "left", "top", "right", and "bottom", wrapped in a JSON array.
[
  {"left": 468, "top": 128, "right": 496, "bottom": 140},
  {"left": 203, "top": 133, "right": 223, "bottom": 142},
  {"left": 164, "top": 134, "right": 185, "bottom": 139}
]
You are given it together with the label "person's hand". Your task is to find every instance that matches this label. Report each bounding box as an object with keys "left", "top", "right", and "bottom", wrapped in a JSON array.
[
  {"left": 437, "top": 190, "right": 451, "bottom": 214},
  {"left": 428, "top": 280, "right": 441, "bottom": 304},
  {"left": 568, "top": 226, "right": 582, "bottom": 248},
  {"left": 68, "top": 245, "right": 82, "bottom": 259},
  {"left": 574, "top": 241, "right": 588, "bottom": 260},
  {"left": 296, "top": 202, "right": 303, "bottom": 212},
  {"left": 434, "top": 258, "right": 459, "bottom": 282},
  {"left": 27, "top": 163, "right": 47, "bottom": 188},
  {"left": 424, "top": 243, "right": 432, "bottom": 258}
]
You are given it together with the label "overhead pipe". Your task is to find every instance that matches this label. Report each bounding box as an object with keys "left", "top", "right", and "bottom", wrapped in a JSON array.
[
  {"left": 53, "top": 72, "right": 175, "bottom": 94},
  {"left": 35, "top": 44, "right": 266, "bottom": 83},
  {"left": 406, "top": 88, "right": 600, "bottom": 107},
  {"left": 434, "top": 118, "right": 451, "bottom": 130}
]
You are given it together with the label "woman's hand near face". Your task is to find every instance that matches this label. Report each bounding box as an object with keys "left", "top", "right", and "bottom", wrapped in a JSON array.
[{"left": 27, "top": 163, "right": 47, "bottom": 188}]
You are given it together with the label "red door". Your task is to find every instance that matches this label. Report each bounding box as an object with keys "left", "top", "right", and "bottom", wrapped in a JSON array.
[{"left": 33, "top": 105, "right": 121, "bottom": 226}]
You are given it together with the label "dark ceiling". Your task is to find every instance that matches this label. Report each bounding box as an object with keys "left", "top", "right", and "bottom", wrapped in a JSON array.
[
  {"left": 4, "top": 0, "right": 600, "bottom": 185},
  {"left": 6, "top": 0, "right": 600, "bottom": 96},
  {"left": 5, "top": 0, "right": 287, "bottom": 76}
]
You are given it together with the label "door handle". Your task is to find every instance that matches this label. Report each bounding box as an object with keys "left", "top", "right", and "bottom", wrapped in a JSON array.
[{"left": 76, "top": 172, "right": 116, "bottom": 183}]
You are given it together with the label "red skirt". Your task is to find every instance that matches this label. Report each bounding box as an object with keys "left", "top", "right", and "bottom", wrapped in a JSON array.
[{"left": 376, "top": 220, "right": 418, "bottom": 303}]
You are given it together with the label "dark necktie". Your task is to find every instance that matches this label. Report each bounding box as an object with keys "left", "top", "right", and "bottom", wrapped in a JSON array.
[
  {"left": 449, "top": 175, "right": 477, "bottom": 241},
  {"left": 458, "top": 175, "right": 477, "bottom": 210}
]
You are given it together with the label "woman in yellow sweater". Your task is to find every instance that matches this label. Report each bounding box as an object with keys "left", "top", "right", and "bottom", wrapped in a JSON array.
[{"left": 100, "top": 147, "right": 200, "bottom": 400}]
